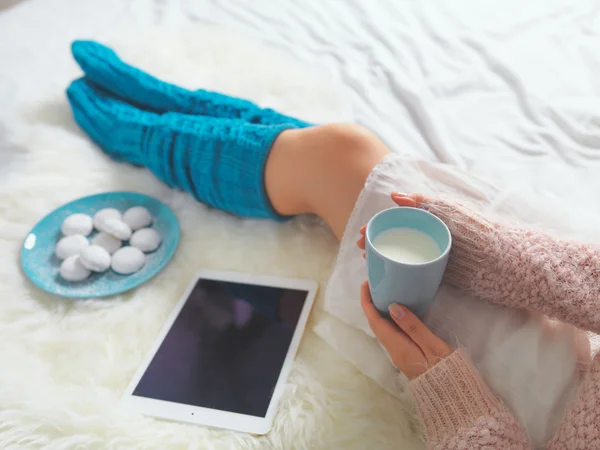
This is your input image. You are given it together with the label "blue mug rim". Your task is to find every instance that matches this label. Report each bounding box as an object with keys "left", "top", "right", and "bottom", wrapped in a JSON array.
[{"left": 366, "top": 207, "right": 452, "bottom": 267}]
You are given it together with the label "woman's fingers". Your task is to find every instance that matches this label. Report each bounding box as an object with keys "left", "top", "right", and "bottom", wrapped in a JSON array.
[
  {"left": 391, "top": 193, "right": 426, "bottom": 208},
  {"left": 388, "top": 303, "right": 452, "bottom": 360},
  {"left": 357, "top": 235, "right": 366, "bottom": 250},
  {"left": 360, "top": 283, "right": 413, "bottom": 350},
  {"left": 360, "top": 283, "right": 428, "bottom": 377},
  {"left": 361, "top": 283, "right": 398, "bottom": 343},
  {"left": 357, "top": 225, "right": 366, "bottom": 250}
]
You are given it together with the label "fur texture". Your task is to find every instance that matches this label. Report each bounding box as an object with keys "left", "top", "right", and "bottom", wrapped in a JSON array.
[{"left": 0, "top": 28, "right": 421, "bottom": 449}]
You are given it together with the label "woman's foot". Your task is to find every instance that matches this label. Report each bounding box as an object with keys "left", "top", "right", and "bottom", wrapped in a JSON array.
[
  {"left": 71, "top": 40, "right": 312, "bottom": 127},
  {"left": 67, "top": 77, "right": 295, "bottom": 220}
]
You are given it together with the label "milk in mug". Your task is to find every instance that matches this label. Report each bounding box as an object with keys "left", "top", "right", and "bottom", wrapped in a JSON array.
[{"left": 372, "top": 228, "right": 441, "bottom": 264}]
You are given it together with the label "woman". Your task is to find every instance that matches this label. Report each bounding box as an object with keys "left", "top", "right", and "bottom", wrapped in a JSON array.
[{"left": 66, "top": 40, "right": 598, "bottom": 449}]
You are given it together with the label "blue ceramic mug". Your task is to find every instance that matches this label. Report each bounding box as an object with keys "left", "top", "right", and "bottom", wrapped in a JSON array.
[{"left": 366, "top": 207, "right": 452, "bottom": 318}]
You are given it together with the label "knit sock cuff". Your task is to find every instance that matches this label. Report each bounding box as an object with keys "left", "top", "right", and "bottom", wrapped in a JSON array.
[
  {"left": 242, "top": 123, "right": 297, "bottom": 222},
  {"left": 253, "top": 108, "right": 313, "bottom": 128},
  {"left": 410, "top": 349, "right": 504, "bottom": 442}
]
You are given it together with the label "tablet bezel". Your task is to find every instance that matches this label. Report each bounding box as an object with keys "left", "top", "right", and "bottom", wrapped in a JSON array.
[{"left": 121, "top": 269, "right": 318, "bottom": 434}]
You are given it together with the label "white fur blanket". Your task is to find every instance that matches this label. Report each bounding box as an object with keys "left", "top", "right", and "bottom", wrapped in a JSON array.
[
  {"left": 2, "top": 17, "right": 599, "bottom": 450},
  {"left": 0, "top": 28, "right": 422, "bottom": 449}
]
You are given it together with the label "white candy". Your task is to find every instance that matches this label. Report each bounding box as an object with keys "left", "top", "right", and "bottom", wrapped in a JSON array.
[
  {"left": 91, "top": 232, "right": 122, "bottom": 254},
  {"left": 59, "top": 255, "right": 91, "bottom": 281},
  {"left": 93, "top": 208, "right": 122, "bottom": 232},
  {"left": 80, "top": 245, "right": 111, "bottom": 272},
  {"left": 61, "top": 214, "right": 93, "bottom": 236},
  {"left": 103, "top": 218, "right": 132, "bottom": 240},
  {"left": 111, "top": 247, "right": 146, "bottom": 275},
  {"left": 130, "top": 228, "right": 162, "bottom": 252},
  {"left": 123, "top": 206, "right": 152, "bottom": 231},
  {"left": 55, "top": 234, "right": 89, "bottom": 260}
]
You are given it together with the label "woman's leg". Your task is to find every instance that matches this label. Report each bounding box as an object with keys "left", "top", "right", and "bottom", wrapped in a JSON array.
[
  {"left": 68, "top": 78, "right": 389, "bottom": 234},
  {"left": 265, "top": 123, "right": 390, "bottom": 240},
  {"left": 71, "top": 40, "right": 311, "bottom": 129},
  {"left": 68, "top": 40, "right": 390, "bottom": 238}
]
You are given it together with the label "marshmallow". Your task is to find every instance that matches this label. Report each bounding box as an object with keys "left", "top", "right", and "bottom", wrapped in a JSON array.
[
  {"left": 80, "top": 245, "right": 111, "bottom": 272},
  {"left": 103, "top": 218, "right": 132, "bottom": 241},
  {"left": 61, "top": 214, "right": 93, "bottom": 236},
  {"left": 130, "top": 228, "right": 162, "bottom": 252},
  {"left": 111, "top": 247, "right": 145, "bottom": 275},
  {"left": 55, "top": 234, "right": 89, "bottom": 260},
  {"left": 93, "top": 208, "right": 122, "bottom": 232},
  {"left": 59, "top": 255, "right": 91, "bottom": 281},
  {"left": 123, "top": 206, "right": 152, "bottom": 231},
  {"left": 91, "top": 232, "right": 122, "bottom": 254}
]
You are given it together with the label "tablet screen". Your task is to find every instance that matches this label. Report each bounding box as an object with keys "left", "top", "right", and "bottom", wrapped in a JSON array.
[{"left": 132, "top": 279, "right": 308, "bottom": 418}]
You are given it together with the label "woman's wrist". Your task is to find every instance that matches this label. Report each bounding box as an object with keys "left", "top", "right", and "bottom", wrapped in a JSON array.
[
  {"left": 421, "top": 198, "right": 500, "bottom": 288},
  {"left": 391, "top": 194, "right": 504, "bottom": 291}
]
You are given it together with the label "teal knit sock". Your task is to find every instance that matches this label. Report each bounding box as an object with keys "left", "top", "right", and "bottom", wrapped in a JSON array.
[
  {"left": 71, "top": 40, "right": 311, "bottom": 128},
  {"left": 67, "top": 78, "right": 293, "bottom": 220}
]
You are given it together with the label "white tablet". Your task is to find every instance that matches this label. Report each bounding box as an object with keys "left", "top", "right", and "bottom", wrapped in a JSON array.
[{"left": 121, "top": 270, "right": 318, "bottom": 434}]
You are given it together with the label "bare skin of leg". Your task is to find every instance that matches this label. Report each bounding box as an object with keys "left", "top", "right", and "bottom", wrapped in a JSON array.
[{"left": 264, "top": 123, "right": 390, "bottom": 240}]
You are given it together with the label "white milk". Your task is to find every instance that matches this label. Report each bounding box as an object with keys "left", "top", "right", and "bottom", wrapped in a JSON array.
[{"left": 372, "top": 228, "right": 441, "bottom": 264}]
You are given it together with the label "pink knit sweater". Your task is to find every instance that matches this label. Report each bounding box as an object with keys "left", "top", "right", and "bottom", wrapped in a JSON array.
[{"left": 408, "top": 198, "right": 600, "bottom": 450}]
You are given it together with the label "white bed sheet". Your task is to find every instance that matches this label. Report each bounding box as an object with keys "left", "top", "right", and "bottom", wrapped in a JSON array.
[
  {"left": 3, "top": 0, "right": 600, "bottom": 213},
  {"left": 2, "top": 0, "right": 600, "bottom": 448}
]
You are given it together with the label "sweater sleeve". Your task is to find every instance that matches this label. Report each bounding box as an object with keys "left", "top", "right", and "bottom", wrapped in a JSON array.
[
  {"left": 420, "top": 198, "right": 600, "bottom": 335},
  {"left": 410, "top": 349, "right": 531, "bottom": 449},
  {"left": 546, "top": 353, "right": 600, "bottom": 450}
]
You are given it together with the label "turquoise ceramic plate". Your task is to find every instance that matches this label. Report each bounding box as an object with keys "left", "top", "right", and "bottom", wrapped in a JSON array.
[{"left": 21, "top": 192, "right": 180, "bottom": 298}]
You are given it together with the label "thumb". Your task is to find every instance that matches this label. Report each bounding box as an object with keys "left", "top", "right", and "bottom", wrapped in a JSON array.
[{"left": 388, "top": 304, "right": 451, "bottom": 358}]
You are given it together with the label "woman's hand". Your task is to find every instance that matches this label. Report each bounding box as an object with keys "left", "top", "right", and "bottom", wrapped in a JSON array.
[
  {"left": 357, "top": 192, "right": 451, "bottom": 379},
  {"left": 360, "top": 282, "right": 452, "bottom": 379}
]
